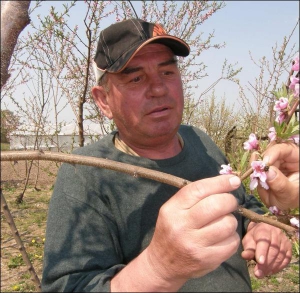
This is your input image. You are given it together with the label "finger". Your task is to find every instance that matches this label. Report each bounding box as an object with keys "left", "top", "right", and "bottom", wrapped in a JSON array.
[
  {"left": 255, "top": 233, "right": 292, "bottom": 277},
  {"left": 241, "top": 248, "right": 255, "bottom": 261},
  {"left": 192, "top": 213, "right": 238, "bottom": 244},
  {"left": 241, "top": 234, "right": 256, "bottom": 261},
  {"left": 171, "top": 175, "right": 241, "bottom": 210},
  {"left": 195, "top": 232, "right": 241, "bottom": 269},
  {"left": 253, "top": 229, "right": 272, "bottom": 266},
  {"left": 243, "top": 224, "right": 272, "bottom": 265},
  {"left": 271, "top": 240, "right": 292, "bottom": 274},
  {"left": 187, "top": 193, "right": 238, "bottom": 228},
  {"left": 257, "top": 166, "right": 299, "bottom": 209},
  {"left": 263, "top": 143, "right": 299, "bottom": 167}
]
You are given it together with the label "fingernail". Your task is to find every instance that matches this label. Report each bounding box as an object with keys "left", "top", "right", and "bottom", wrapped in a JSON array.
[
  {"left": 229, "top": 176, "right": 241, "bottom": 188},
  {"left": 266, "top": 167, "right": 277, "bottom": 181},
  {"left": 258, "top": 255, "right": 265, "bottom": 264}
]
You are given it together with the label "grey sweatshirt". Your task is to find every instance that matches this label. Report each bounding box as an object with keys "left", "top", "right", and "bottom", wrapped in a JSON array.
[{"left": 42, "top": 125, "right": 264, "bottom": 292}]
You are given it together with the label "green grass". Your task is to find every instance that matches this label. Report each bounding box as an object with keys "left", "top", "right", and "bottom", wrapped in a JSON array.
[
  {"left": 1, "top": 142, "right": 10, "bottom": 151},
  {"left": 1, "top": 184, "right": 299, "bottom": 292}
]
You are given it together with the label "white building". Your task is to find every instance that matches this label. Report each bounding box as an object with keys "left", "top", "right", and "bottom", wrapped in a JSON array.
[{"left": 9, "top": 122, "right": 110, "bottom": 151}]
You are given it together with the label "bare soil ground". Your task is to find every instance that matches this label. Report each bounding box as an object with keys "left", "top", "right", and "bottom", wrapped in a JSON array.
[
  {"left": 1, "top": 160, "right": 59, "bottom": 189},
  {"left": 1, "top": 160, "right": 299, "bottom": 292}
]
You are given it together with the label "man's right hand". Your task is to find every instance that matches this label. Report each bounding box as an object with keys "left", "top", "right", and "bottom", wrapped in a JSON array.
[
  {"left": 146, "top": 175, "right": 241, "bottom": 282},
  {"left": 111, "top": 175, "right": 241, "bottom": 292}
]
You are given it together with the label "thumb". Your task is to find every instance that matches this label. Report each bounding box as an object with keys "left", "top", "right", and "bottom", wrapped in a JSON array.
[
  {"left": 262, "top": 165, "right": 299, "bottom": 210},
  {"left": 171, "top": 175, "right": 241, "bottom": 209},
  {"left": 265, "top": 166, "right": 289, "bottom": 194}
]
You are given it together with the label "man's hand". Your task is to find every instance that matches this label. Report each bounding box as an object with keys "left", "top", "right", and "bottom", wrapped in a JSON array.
[
  {"left": 241, "top": 222, "right": 292, "bottom": 279},
  {"left": 111, "top": 175, "right": 242, "bottom": 291},
  {"left": 255, "top": 143, "right": 299, "bottom": 210},
  {"left": 145, "top": 175, "right": 241, "bottom": 285}
]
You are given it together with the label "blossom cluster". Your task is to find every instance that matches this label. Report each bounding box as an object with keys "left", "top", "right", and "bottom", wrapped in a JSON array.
[
  {"left": 219, "top": 55, "right": 299, "bottom": 244},
  {"left": 220, "top": 54, "right": 299, "bottom": 205}
]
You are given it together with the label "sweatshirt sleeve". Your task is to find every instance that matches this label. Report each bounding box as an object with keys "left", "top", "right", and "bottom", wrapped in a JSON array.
[
  {"left": 42, "top": 162, "right": 124, "bottom": 292},
  {"left": 242, "top": 193, "right": 266, "bottom": 233}
]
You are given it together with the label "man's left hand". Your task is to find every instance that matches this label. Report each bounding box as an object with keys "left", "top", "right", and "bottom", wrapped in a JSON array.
[{"left": 241, "top": 222, "right": 292, "bottom": 278}]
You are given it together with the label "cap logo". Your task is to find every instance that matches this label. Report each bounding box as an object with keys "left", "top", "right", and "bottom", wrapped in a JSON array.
[{"left": 153, "top": 24, "right": 167, "bottom": 37}]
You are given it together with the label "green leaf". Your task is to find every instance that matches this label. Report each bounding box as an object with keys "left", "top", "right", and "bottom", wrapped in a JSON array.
[{"left": 240, "top": 151, "right": 249, "bottom": 171}]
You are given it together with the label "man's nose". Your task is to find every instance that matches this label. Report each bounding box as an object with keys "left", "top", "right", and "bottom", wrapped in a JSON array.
[{"left": 146, "top": 75, "right": 168, "bottom": 98}]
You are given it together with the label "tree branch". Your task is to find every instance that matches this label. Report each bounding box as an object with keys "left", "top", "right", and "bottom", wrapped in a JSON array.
[
  {"left": 1, "top": 189, "right": 41, "bottom": 290},
  {"left": 1, "top": 150, "right": 297, "bottom": 237}
]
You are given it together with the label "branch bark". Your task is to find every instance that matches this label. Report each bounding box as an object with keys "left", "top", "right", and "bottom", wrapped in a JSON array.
[
  {"left": 1, "top": 150, "right": 297, "bottom": 237},
  {"left": 1, "top": 0, "right": 31, "bottom": 89},
  {"left": 1, "top": 189, "right": 41, "bottom": 291}
]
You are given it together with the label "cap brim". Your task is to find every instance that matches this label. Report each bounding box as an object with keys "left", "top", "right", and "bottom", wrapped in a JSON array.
[{"left": 108, "top": 35, "right": 190, "bottom": 73}]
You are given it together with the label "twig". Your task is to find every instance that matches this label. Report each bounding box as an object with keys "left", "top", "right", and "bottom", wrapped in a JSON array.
[
  {"left": 1, "top": 189, "right": 41, "bottom": 291},
  {"left": 1, "top": 150, "right": 298, "bottom": 237}
]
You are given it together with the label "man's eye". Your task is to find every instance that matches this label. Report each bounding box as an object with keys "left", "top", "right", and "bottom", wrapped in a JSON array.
[
  {"left": 163, "top": 71, "right": 174, "bottom": 75},
  {"left": 130, "top": 76, "right": 141, "bottom": 83}
]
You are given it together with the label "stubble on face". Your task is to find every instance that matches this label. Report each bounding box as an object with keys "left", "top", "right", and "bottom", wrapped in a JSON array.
[{"left": 105, "top": 44, "right": 184, "bottom": 148}]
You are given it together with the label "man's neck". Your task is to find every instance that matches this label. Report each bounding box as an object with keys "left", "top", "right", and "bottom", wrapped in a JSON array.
[{"left": 114, "top": 132, "right": 183, "bottom": 159}]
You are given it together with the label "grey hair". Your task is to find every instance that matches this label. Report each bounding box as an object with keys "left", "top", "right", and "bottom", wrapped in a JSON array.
[{"left": 97, "top": 73, "right": 110, "bottom": 93}]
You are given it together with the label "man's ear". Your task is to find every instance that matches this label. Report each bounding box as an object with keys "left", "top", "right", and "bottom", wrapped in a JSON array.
[{"left": 91, "top": 86, "right": 113, "bottom": 119}]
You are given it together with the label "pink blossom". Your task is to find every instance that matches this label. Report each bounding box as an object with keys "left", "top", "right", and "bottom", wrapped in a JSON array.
[
  {"left": 219, "top": 164, "right": 233, "bottom": 175},
  {"left": 273, "top": 97, "right": 289, "bottom": 112},
  {"left": 249, "top": 176, "right": 259, "bottom": 190},
  {"left": 290, "top": 217, "right": 299, "bottom": 228},
  {"left": 292, "top": 55, "right": 299, "bottom": 71},
  {"left": 269, "top": 206, "right": 280, "bottom": 215},
  {"left": 243, "top": 133, "right": 259, "bottom": 150},
  {"left": 268, "top": 127, "right": 277, "bottom": 142},
  {"left": 249, "top": 161, "right": 269, "bottom": 190},
  {"left": 275, "top": 112, "right": 286, "bottom": 124},
  {"left": 289, "top": 76, "right": 299, "bottom": 92}
]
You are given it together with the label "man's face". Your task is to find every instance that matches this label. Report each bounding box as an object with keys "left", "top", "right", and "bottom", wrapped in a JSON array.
[{"left": 97, "top": 43, "right": 184, "bottom": 147}]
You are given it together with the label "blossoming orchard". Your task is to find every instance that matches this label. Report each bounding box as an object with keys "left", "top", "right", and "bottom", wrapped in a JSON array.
[{"left": 220, "top": 55, "right": 300, "bottom": 249}]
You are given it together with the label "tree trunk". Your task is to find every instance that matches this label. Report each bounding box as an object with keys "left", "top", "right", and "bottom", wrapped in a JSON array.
[{"left": 1, "top": 0, "right": 31, "bottom": 89}]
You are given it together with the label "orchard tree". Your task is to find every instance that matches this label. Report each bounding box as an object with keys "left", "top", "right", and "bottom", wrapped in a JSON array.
[
  {"left": 3, "top": 0, "right": 241, "bottom": 147},
  {"left": 237, "top": 20, "right": 299, "bottom": 137},
  {"left": 0, "top": 109, "right": 21, "bottom": 142},
  {"left": 191, "top": 90, "right": 238, "bottom": 152}
]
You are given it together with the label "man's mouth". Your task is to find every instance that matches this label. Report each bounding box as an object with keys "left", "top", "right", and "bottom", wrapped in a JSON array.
[{"left": 148, "top": 106, "right": 169, "bottom": 115}]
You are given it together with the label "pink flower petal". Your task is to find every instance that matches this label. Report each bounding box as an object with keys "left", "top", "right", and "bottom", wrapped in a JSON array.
[
  {"left": 290, "top": 217, "right": 299, "bottom": 228},
  {"left": 219, "top": 164, "right": 233, "bottom": 175}
]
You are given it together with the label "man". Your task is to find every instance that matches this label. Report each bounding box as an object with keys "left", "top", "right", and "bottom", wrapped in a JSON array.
[{"left": 42, "top": 19, "right": 293, "bottom": 292}]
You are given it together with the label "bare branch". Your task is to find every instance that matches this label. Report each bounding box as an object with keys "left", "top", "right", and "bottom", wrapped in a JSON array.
[
  {"left": 1, "top": 189, "right": 41, "bottom": 290},
  {"left": 1, "top": 150, "right": 297, "bottom": 237}
]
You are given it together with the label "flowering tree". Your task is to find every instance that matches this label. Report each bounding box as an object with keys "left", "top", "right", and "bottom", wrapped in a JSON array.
[
  {"left": 237, "top": 20, "right": 299, "bottom": 136},
  {"left": 220, "top": 54, "right": 299, "bottom": 252},
  {"left": 2, "top": 0, "right": 241, "bottom": 147}
]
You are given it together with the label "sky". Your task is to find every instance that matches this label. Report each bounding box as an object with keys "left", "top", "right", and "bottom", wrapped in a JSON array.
[
  {"left": 2, "top": 0, "right": 299, "bottom": 123},
  {"left": 197, "top": 0, "right": 299, "bottom": 102}
]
